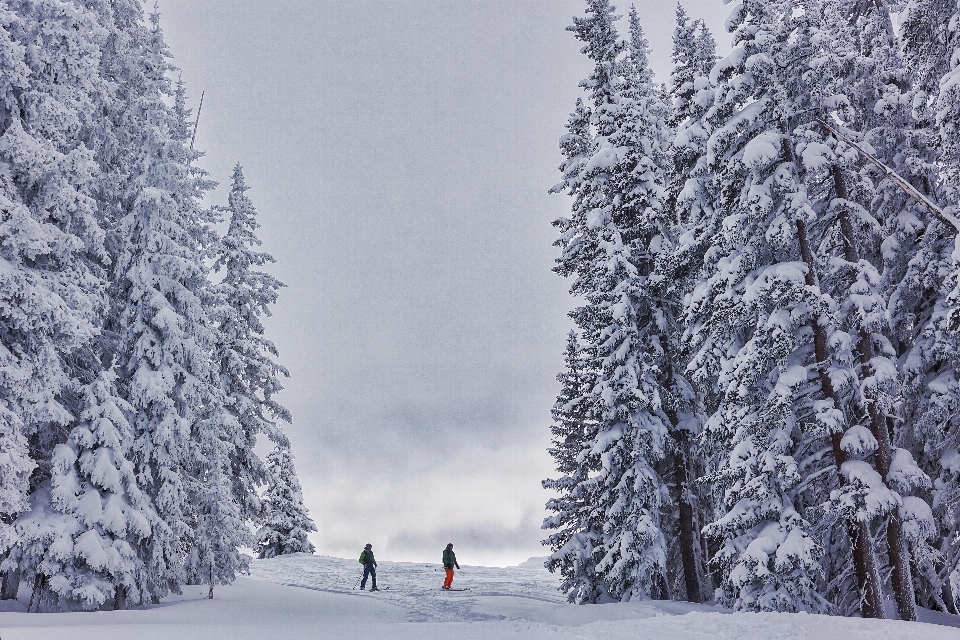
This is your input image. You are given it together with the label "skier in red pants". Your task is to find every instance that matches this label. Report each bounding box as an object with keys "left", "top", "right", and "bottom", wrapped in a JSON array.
[{"left": 442, "top": 543, "right": 459, "bottom": 589}]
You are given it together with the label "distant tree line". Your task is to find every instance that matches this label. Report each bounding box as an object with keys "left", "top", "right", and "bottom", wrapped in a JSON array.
[
  {"left": 0, "top": 0, "right": 316, "bottom": 611},
  {"left": 544, "top": 0, "right": 960, "bottom": 622}
]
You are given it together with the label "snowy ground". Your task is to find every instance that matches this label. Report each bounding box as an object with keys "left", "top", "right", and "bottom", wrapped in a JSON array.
[{"left": 2, "top": 553, "right": 960, "bottom": 639}]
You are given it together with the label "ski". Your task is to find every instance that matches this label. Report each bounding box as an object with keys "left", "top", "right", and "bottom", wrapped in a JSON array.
[{"left": 436, "top": 588, "right": 471, "bottom": 591}]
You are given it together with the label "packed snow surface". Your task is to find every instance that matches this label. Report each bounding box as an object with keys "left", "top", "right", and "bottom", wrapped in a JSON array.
[{"left": 2, "top": 553, "right": 960, "bottom": 639}]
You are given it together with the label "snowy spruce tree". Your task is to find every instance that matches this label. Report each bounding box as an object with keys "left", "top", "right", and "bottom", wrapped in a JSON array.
[
  {"left": 684, "top": 0, "right": 934, "bottom": 618},
  {"left": 107, "top": 10, "right": 219, "bottom": 602},
  {"left": 683, "top": 0, "right": 845, "bottom": 614},
  {"left": 545, "top": 1, "right": 689, "bottom": 603},
  {"left": 775, "top": 0, "right": 960, "bottom": 620},
  {"left": 170, "top": 88, "right": 255, "bottom": 600},
  {"left": 183, "top": 405, "right": 253, "bottom": 599},
  {"left": 538, "top": 0, "right": 960, "bottom": 623},
  {"left": 0, "top": 0, "right": 132, "bottom": 610},
  {"left": 897, "top": 0, "right": 960, "bottom": 614},
  {"left": 542, "top": 99, "right": 608, "bottom": 603},
  {"left": 811, "top": 0, "right": 937, "bottom": 621},
  {"left": 543, "top": 331, "right": 603, "bottom": 600},
  {"left": 543, "top": 4, "right": 621, "bottom": 604},
  {"left": 256, "top": 443, "right": 316, "bottom": 559},
  {"left": 12, "top": 372, "right": 158, "bottom": 611},
  {"left": 210, "top": 164, "right": 292, "bottom": 521},
  {"left": 0, "top": 0, "right": 303, "bottom": 611},
  {"left": 184, "top": 160, "right": 301, "bottom": 594},
  {"left": 659, "top": 3, "right": 718, "bottom": 604}
]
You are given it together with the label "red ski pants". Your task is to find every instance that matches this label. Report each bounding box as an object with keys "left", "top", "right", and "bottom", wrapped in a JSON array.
[{"left": 443, "top": 567, "right": 454, "bottom": 588}]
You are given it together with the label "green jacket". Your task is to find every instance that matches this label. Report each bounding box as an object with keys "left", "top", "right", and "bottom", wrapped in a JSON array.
[
  {"left": 443, "top": 548, "right": 459, "bottom": 569},
  {"left": 359, "top": 549, "right": 376, "bottom": 566}
]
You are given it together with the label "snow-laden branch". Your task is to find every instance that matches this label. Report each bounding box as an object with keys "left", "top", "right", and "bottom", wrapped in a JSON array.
[{"left": 816, "top": 118, "right": 960, "bottom": 234}]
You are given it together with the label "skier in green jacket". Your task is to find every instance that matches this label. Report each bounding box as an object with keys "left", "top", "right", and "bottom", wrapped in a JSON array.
[
  {"left": 442, "top": 543, "right": 459, "bottom": 590},
  {"left": 359, "top": 543, "right": 379, "bottom": 591}
]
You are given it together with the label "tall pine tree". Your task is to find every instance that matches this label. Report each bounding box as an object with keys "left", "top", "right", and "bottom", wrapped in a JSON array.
[
  {"left": 210, "top": 164, "right": 292, "bottom": 521},
  {"left": 109, "top": 9, "right": 216, "bottom": 602},
  {"left": 545, "top": 1, "right": 681, "bottom": 603}
]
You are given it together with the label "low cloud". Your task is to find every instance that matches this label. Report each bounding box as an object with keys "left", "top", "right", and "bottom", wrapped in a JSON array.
[{"left": 301, "top": 442, "right": 557, "bottom": 567}]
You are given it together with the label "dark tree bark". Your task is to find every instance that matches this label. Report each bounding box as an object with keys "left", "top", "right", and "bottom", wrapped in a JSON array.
[
  {"left": 0, "top": 567, "right": 19, "bottom": 600},
  {"left": 28, "top": 572, "right": 45, "bottom": 613},
  {"left": 831, "top": 165, "right": 917, "bottom": 622},
  {"left": 662, "top": 351, "right": 704, "bottom": 605},
  {"left": 796, "top": 217, "right": 885, "bottom": 619},
  {"left": 673, "top": 436, "right": 703, "bottom": 603},
  {"left": 114, "top": 584, "right": 127, "bottom": 610}
]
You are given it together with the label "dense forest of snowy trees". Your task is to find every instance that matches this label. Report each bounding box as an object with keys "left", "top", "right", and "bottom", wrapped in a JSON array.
[
  {"left": 544, "top": 0, "right": 960, "bottom": 622},
  {"left": 0, "top": 0, "right": 315, "bottom": 611}
]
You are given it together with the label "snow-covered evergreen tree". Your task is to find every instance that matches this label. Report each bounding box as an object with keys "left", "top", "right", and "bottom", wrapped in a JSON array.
[
  {"left": 545, "top": 1, "right": 678, "bottom": 603},
  {"left": 210, "top": 164, "right": 291, "bottom": 521},
  {"left": 538, "top": 0, "right": 958, "bottom": 621},
  {"left": 183, "top": 406, "right": 252, "bottom": 598},
  {"left": 255, "top": 443, "right": 316, "bottom": 559},
  {"left": 0, "top": 0, "right": 297, "bottom": 611},
  {"left": 902, "top": 0, "right": 956, "bottom": 107},
  {"left": 108, "top": 8, "right": 217, "bottom": 601},
  {"left": 660, "top": 4, "right": 718, "bottom": 603},
  {"left": 542, "top": 99, "right": 607, "bottom": 603},
  {"left": 183, "top": 160, "right": 295, "bottom": 597},
  {"left": 808, "top": 0, "right": 938, "bottom": 619},
  {"left": 667, "top": 4, "right": 715, "bottom": 130},
  {"left": 165, "top": 86, "right": 253, "bottom": 601},
  {"left": 936, "top": 3, "right": 960, "bottom": 198},
  {"left": 902, "top": 0, "right": 960, "bottom": 202},
  {"left": 682, "top": 0, "right": 937, "bottom": 618},
  {"left": 684, "top": 0, "right": 838, "bottom": 613},
  {"left": 11, "top": 371, "right": 157, "bottom": 611},
  {"left": 543, "top": 331, "right": 603, "bottom": 601},
  {"left": 896, "top": 0, "right": 960, "bottom": 614},
  {"left": 0, "top": 0, "right": 127, "bottom": 608}
]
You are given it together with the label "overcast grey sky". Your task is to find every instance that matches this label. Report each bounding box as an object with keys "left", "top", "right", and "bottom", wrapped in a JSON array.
[{"left": 157, "top": 0, "right": 731, "bottom": 567}]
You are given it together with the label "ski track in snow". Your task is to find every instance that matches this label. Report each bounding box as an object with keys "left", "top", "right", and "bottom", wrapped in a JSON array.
[
  {"left": 3, "top": 554, "right": 960, "bottom": 639},
  {"left": 248, "top": 553, "right": 568, "bottom": 623},
  {"left": 245, "top": 554, "right": 960, "bottom": 636}
]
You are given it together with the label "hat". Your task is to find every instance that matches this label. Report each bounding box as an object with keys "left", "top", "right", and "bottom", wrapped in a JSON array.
[
  {"left": 446, "top": 543, "right": 453, "bottom": 548},
  {"left": 365, "top": 543, "right": 372, "bottom": 548}
]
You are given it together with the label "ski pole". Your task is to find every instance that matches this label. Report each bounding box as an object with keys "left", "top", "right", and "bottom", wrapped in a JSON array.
[{"left": 353, "top": 570, "right": 363, "bottom": 590}]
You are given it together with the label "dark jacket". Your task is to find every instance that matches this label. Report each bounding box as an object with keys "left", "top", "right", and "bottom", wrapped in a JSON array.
[
  {"left": 360, "top": 549, "right": 376, "bottom": 566},
  {"left": 443, "top": 548, "right": 459, "bottom": 569}
]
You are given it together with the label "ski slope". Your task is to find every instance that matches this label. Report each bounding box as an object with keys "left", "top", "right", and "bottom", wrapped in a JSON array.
[{"left": 1, "top": 553, "right": 960, "bottom": 639}]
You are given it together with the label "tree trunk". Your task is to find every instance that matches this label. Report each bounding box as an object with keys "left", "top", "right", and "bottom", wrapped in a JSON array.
[
  {"left": 0, "top": 562, "right": 19, "bottom": 600},
  {"left": 28, "top": 573, "right": 44, "bottom": 613},
  {"left": 942, "top": 582, "right": 958, "bottom": 615},
  {"left": 663, "top": 391, "right": 704, "bottom": 604},
  {"left": 662, "top": 348, "right": 705, "bottom": 604},
  {"left": 796, "top": 217, "right": 884, "bottom": 618},
  {"left": 673, "top": 439, "right": 703, "bottom": 603},
  {"left": 114, "top": 584, "right": 126, "bottom": 610},
  {"left": 831, "top": 165, "right": 917, "bottom": 621}
]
